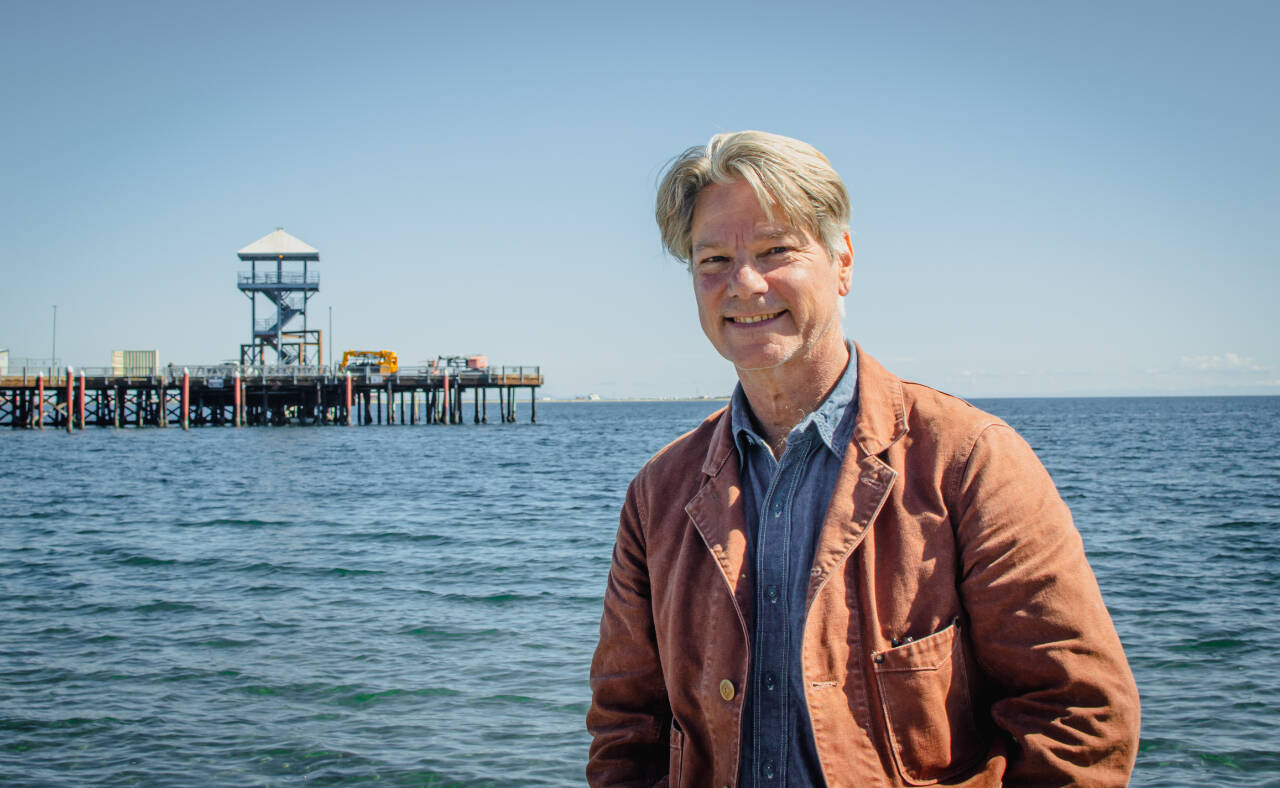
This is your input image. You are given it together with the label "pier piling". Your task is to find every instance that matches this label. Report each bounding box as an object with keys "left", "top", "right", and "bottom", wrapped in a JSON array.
[
  {"left": 65, "top": 368, "right": 73, "bottom": 434},
  {"left": 344, "top": 372, "right": 352, "bottom": 426},
  {"left": 443, "top": 370, "right": 451, "bottom": 425},
  {"left": 1, "top": 364, "right": 542, "bottom": 429}
]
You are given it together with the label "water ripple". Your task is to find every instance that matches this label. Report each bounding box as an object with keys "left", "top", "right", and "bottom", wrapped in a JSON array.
[{"left": 2, "top": 398, "right": 1278, "bottom": 785}]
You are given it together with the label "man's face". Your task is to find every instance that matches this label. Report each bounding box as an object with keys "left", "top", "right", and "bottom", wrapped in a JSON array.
[{"left": 690, "top": 179, "right": 852, "bottom": 376}]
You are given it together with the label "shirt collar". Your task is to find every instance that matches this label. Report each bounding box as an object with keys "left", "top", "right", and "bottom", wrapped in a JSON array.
[{"left": 730, "top": 341, "right": 859, "bottom": 461}]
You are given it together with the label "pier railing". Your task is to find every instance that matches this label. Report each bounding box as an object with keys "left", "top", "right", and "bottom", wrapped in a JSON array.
[{"left": 0, "top": 364, "right": 543, "bottom": 386}]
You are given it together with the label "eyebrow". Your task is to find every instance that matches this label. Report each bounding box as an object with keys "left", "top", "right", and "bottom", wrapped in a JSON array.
[{"left": 692, "top": 227, "right": 799, "bottom": 253}]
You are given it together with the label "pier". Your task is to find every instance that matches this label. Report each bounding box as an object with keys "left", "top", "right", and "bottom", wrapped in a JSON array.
[
  {"left": 1, "top": 229, "right": 545, "bottom": 431},
  {"left": 0, "top": 364, "right": 544, "bottom": 430}
]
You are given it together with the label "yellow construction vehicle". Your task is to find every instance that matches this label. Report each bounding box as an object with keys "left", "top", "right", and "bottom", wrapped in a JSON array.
[{"left": 340, "top": 350, "right": 398, "bottom": 375}]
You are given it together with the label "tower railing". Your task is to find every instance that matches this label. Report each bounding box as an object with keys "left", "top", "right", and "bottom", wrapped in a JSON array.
[{"left": 237, "top": 272, "right": 320, "bottom": 286}]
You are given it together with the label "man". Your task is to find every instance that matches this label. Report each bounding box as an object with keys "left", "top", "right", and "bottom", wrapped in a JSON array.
[{"left": 587, "top": 131, "right": 1140, "bottom": 787}]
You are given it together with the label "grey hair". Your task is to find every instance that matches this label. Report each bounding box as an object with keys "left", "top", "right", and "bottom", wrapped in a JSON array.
[{"left": 655, "top": 130, "right": 851, "bottom": 267}]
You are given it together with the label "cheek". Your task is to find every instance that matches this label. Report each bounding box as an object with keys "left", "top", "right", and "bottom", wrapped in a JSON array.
[
  {"left": 692, "top": 279, "right": 716, "bottom": 312},
  {"left": 693, "top": 287, "right": 726, "bottom": 338}
]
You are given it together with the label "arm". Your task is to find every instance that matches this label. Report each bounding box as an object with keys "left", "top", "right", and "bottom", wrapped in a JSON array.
[
  {"left": 953, "top": 423, "right": 1140, "bottom": 787},
  {"left": 587, "top": 477, "right": 671, "bottom": 788}
]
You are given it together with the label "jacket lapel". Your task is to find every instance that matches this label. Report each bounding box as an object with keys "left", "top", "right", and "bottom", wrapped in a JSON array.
[
  {"left": 807, "top": 344, "right": 907, "bottom": 605},
  {"left": 685, "top": 345, "right": 909, "bottom": 623},
  {"left": 685, "top": 411, "right": 753, "bottom": 632}
]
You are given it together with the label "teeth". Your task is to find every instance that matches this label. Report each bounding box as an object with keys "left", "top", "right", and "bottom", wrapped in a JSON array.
[{"left": 732, "top": 311, "right": 781, "bottom": 324}]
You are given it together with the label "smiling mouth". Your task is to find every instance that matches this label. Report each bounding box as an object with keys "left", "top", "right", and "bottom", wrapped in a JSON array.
[{"left": 728, "top": 310, "right": 784, "bottom": 324}]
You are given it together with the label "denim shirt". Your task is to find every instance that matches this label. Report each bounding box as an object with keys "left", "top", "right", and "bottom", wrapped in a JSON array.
[{"left": 730, "top": 346, "right": 859, "bottom": 787}]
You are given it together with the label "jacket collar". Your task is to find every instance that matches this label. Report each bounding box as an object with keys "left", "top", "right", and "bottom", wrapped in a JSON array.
[
  {"left": 849, "top": 342, "right": 908, "bottom": 457},
  {"left": 700, "top": 342, "right": 907, "bottom": 479},
  {"left": 686, "top": 343, "right": 910, "bottom": 620}
]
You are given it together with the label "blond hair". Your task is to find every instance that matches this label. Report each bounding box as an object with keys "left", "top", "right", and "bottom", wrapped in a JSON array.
[{"left": 655, "top": 130, "right": 850, "bottom": 266}]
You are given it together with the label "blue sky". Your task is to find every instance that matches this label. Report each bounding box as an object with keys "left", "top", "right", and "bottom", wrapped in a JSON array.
[{"left": 2, "top": 1, "right": 1276, "bottom": 398}]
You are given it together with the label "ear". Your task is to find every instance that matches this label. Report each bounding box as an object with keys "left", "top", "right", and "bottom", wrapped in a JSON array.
[{"left": 836, "top": 232, "right": 854, "bottom": 297}]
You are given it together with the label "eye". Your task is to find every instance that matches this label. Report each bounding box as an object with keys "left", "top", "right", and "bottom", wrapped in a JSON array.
[
  {"left": 765, "top": 246, "right": 789, "bottom": 255},
  {"left": 697, "top": 255, "right": 730, "bottom": 268}
]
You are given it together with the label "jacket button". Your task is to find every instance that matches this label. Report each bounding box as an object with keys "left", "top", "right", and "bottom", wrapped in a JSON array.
[{"left": 719, "top": 678, "right": 736, "bottom": 701}]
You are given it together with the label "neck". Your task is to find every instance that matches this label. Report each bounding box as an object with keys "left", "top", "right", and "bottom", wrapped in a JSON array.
[{"left": 737, "top": 336, "right": 850, "bottom": 456}]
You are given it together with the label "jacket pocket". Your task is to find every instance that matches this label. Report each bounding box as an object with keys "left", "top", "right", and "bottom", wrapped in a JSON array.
[
  {"left": 668, "top": 719, "right": 685, "bottom": 788},
  {"left": 872, "top": 619, "right": 984, "bottom": 785}
]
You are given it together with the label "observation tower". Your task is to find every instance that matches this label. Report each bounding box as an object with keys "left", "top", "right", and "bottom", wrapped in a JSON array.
[{"left": 237, "top": 228, "right": 321, "bottom": 366}]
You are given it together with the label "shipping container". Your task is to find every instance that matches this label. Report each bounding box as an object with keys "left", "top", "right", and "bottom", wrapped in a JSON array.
[{"left": 112, "top": 349, "right": 159, "bottom": 377}]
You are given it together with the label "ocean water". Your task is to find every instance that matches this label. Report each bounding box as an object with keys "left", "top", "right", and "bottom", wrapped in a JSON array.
[{"left": 1, "top": 397, "right": 1278, "bottom": 786}]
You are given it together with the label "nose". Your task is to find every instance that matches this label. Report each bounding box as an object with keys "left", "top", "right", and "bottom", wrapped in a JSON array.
[{"left": 725, "top": 254, "right": 768, "bottom": 298}]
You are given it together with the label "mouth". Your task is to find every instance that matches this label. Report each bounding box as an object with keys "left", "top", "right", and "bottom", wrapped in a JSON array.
[{"left": 727, "top": 310, "right": 785, "bottom": 325}]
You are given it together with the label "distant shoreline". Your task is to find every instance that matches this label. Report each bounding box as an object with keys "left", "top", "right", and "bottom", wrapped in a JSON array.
[
  {"left": 538, "top": 393, "right": 1280, "bottom": 403},
  {"left": 539, "top": 397, "right": 730, "bottom": 404}
]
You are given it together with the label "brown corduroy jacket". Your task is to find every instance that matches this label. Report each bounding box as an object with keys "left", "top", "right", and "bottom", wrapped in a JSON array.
[{"left": 587, "top": 346, "right": 1140, "bottom": 787}]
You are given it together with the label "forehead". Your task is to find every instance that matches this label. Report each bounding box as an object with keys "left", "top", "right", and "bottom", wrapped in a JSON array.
[
  {"left": 696, "top": 181, "right": 793, "bottom": 234},
  {"left": 691, "top": 181, "right": 804, "bottom": 248}
]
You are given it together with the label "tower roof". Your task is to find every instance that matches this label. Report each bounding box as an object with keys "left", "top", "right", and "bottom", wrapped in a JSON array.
[{"left": 237, "top": 228, "right": 319, "bottom": 261}]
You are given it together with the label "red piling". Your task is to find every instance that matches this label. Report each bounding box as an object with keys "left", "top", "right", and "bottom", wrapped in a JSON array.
[
  {"left": 65, "top": 368, "right": 73, "bottom": 434},
  {"left": 78, "top": 370, "right": 85, "bottom": 429},
  {"left": 181, "top": 368, "right": 190, "bottom": 431},
  {"left": 344, "top": 372, "right": 353, "bottom": 426},
  {"left": 443, "top": 369, "right": 450, "bottom": 425},
  {"left": 233, "top": 371, "right": 242, "bottom": 427}
]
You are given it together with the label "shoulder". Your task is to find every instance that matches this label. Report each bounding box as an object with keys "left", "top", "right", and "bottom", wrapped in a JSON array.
[
  {"left": 632, "top": 405, "right": 726, "bottom": 489},
  {"left": 625, "top": 405, "right": 728, "bottom": 513},
  {"left": 893, "top": 380, "right": 1059, "bottom": 515},
  {"left": 615, "top": 406, "right": 725, "bottom": 536},
  {"left": 898, "top": 380, "right": 1009, "bottom": 453},
  {"left": 888, "top": 378, "right": 1042, "bottom": 505},
  {"left": 854, "top": 345, "right": 1012, "bottom": 465}
]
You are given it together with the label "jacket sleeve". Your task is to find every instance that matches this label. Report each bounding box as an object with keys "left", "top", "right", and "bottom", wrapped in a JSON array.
[
  {"left": 586, "top": 475, "right": 671, "bottom": 788},
  {"left": 952, "top": 423, "right": 1141, "bottom": 787}
]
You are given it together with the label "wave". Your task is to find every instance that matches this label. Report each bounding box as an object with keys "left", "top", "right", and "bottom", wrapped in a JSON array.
[
  {"left": 174, "top": 517, "right": 295, "bottom": 528},
  {"left": 133, "top": 601, "right": 202, "bottom": 614},
  {"left": 400, "top": 625, "right": 507, "bottom": 640}
]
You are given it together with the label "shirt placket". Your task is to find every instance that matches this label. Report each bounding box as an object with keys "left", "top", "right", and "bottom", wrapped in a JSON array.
[{"left": 751, "top": 433, "right": 808, "bottom": 785}]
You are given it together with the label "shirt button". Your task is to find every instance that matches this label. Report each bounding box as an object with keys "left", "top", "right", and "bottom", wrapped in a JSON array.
[
  {"left": 719, "top": 678, "right": 736, "bottom": 701},
  {"left": 762, "top": 761, "right": 776, "bottom": 779},
  {"left": 772, "top": 503, "right": 782, "bottom": 516},
  {"left": 764, "top": 672, "right": 776, "bottom": 691},
  {"left": 766, "top": 585, "right": 779, "bottom": 603}
]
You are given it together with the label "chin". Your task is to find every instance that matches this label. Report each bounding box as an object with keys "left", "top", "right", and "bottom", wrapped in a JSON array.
[{"left": 720, "top": 343, "right": 799, "bottom": 372}]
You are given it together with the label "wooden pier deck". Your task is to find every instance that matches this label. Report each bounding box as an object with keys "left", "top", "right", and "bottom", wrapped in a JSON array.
[{"left": 0, "top": 365, "right": 544, "bottom": 429}]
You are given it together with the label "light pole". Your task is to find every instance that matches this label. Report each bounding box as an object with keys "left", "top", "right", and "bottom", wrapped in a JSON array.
[
  {"left": 51, "top": 305, "right": 57, "bottom": 378},
  {"left": 328, "top": 306, "right": 333, "bottom": 369}
]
